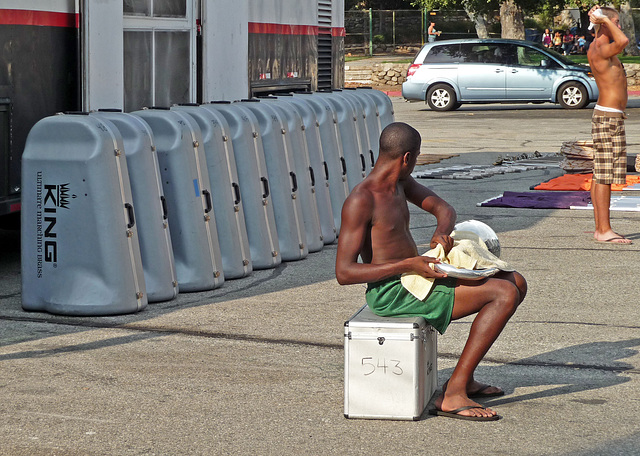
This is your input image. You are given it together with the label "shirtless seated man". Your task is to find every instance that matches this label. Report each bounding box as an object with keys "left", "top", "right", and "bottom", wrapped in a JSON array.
[{"left": 335, "top": 122, "right": 527, "bottom": 421}]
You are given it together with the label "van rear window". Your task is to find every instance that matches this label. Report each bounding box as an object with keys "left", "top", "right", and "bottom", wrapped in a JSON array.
[{"left": 424, "top": 44, "right": 462, "bottom": 64}]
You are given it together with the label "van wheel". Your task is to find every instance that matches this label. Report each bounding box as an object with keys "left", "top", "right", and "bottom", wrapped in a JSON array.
[
  {"left": 558, "top": 82, "right": 588, "bottom": 109},
  {"left": 427, "top": 84, "right": 459, "bottom": 111}
]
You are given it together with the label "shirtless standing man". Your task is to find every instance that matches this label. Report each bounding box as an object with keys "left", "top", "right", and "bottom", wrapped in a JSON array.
[
  {"left": 335, "top": 122, "right": 527, "bottom": 421},
  {"left": 587, "top": 5, "right": 632, "bottom": 244}
]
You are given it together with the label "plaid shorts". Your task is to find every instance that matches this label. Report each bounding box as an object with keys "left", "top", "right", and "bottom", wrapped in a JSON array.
[{"left": 591, "top": 114, "right": 627, "bottom": 185}]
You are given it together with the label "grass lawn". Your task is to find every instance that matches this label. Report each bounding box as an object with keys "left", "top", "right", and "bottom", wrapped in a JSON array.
[{"left": 569, "top": 55, "right": 640, "bottom": 64}]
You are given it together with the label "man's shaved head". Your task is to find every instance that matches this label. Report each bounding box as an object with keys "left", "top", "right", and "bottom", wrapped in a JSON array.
[{"left": 379, "top": 122, "right": 421, "bottom": 160}]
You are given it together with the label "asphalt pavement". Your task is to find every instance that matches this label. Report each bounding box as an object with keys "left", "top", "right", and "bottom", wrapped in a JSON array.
[{"left": 2, "top": 98, "right": 640, "bottom": 455}]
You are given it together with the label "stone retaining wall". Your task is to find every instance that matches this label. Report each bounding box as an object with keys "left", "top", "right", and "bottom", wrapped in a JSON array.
[
  {"left": 370, "top": 63, "right": 408, "bottom": 87},
  {"left": 363, "top": 62, "right": 640, "bottom": 89}
]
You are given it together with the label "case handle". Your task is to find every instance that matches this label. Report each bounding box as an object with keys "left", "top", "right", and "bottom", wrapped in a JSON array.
[
  {"left": 323, "top": 161, "right": 329, "bottom": 181},
  {"left": 290, "top": 172, "right": 298, "bottom": 193},
  {"left": 360, "top": 154, "right": 366, "bottom": 171},
  {"left": 202, "top": 189, "right": 213, "bottom": 213},
  {"left": 125, "top": 203, "right": 135, "bottom": 229},
  {"left": 160, "top": 195, "right": 168, "bottom": 220},
  {"left": 232, "top": 182, "right": 241, "bottom": 205},
  {"left": 340, "top": 157, "right": 347, "bottom": 175},
  {"left": 370, "top": 150, "right": 375, "bottom": 167},
  {"left": 308, "top": 166, "right": 315, "bottom": 187},
  {"left": 261, "top": 177, "right": 270, "bottom": 198}
]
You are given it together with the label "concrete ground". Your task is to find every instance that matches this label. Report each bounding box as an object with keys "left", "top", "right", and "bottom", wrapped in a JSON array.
[{"left": 2, "top": 97, "right": 640, "bottom": 455}]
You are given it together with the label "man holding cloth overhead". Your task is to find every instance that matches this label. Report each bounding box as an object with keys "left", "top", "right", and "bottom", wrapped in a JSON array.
[{"left": 587, "top": 5, "right": 632, "bottom": 244}]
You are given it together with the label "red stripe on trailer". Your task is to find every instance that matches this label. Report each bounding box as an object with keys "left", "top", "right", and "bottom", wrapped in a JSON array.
[
  {"left": 248, "top": 23, "right": 346, "bottom": 38},
  {"left": 248, "top": 22, "right": 318, "bottom": 35},
  {"left": 0, "top": 9, "right": 77, "bottom": 28},
  {"left": 10, "top": 203, "right": 21, "bottom": 213}
]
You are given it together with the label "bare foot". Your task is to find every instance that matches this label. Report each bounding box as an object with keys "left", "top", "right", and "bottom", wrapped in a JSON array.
[
  {"left": 434, "top": 390, "right": 498, "bottom": 419},
  {"left": 594, "top": 230, "right": 632, "bottom": 244},
  {"left": 441, "top": 379, "right": 504, "bottom": 398}
]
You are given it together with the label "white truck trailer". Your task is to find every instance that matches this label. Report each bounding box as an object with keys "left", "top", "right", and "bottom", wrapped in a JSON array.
[{"left": 0, "top": 0, "right": 345, "bottom": 220}]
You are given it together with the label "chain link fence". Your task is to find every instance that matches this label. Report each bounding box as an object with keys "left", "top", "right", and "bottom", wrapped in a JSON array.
[
  {"left": 346, "top": 8, "right": 640, "bottom": 56},
  {"left": 345, "top": 9, "right": 492, "bottom": 56}
]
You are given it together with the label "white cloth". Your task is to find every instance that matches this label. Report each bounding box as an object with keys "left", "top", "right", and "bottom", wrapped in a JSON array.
[{"left": 400, "top": 230, "right": 514, "bottom": 301}]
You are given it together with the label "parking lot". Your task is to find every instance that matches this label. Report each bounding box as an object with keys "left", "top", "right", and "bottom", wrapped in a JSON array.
[{"left": 2, "top": 97, "right": 640, "bottom": 455}]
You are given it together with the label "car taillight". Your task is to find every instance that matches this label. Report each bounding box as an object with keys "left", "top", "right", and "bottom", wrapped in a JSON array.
[{"left": 407, "top": 64, "right": 421, "bottom": 78}]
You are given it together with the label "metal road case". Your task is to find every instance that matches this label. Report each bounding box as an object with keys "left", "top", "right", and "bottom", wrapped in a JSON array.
[
  {"left": 344, "top": 304, "right": 438, "bottom": 420},
  {"left": 91, "top": 110, "right": 178, "bottom": 302},
  {"left": 171, "top": 105, "right": 252, "bottom": 279},
  {"left": 275, "top": 95, "right": 336, "bottom": 244},
  {"left": 133, "top": 108, "right": 224, "bottom": 292},
  {"left": 202, "top": 102, "right": 281, "bottom": 270},
  {"left": 291, "top": 92, "right": 349, "bottom": 234},
  {"left": 21, "top": 113, "right": 147, "bottom": 316},
  {"left": 237, "top": 99, "right": 307, "bottom": 262},
  {"left": 315, "top": 91, "right": 366, "bottom": 192},
  {"left": 259, "top": 97, "right": 324, "bottom": 253}
]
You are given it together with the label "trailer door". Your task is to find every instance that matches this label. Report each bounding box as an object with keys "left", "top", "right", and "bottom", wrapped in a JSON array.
[{"left": 123, "top": 0, "right": 197, "bottom": 112}]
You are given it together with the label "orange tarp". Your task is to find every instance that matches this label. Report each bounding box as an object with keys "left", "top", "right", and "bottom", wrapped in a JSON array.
[{"left": 534, "top": 174, "right": 640, "bottom": 192}]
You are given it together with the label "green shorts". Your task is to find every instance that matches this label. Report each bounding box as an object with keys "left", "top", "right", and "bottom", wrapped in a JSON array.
[{"left": 365, "top": 276, "right": 457, "bottom": 335}]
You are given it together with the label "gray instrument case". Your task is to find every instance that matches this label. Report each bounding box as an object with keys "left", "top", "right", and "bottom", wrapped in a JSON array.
[
  {"left": 91, "top": 110, "right": 178, "bottom": 302},
  {"left": 171, "top": 105, "right": 252, "bottom": 279},
  {"left": 315, "top": 91, "right": 366, "bottom": 191},
  {"left": 260, "top": 97, "right": 324, "bottom": 252},
  {"left": 272, "top": 95, "right": 336, "bottom": 245},
  {"left": 237, "top": 99, "right": 308, "bottom": 261},
  {"left": 202, "top": 102, "right": 281, "bottom": 270},
  {"left": 291, "top": 92, "right": 349, "bottom": 234},
  {"left": 133, "top": 108, "right": 224, "bottom": 292},
  {"left": 21, "top": 113, "right": 147, "bottom": 315}
]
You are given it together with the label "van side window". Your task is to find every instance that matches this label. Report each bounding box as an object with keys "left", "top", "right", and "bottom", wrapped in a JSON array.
[
  {"left": 516, "top": 46, "right": 554, "bottom": 67},
  {"left": 460, "top": 43, "right": 510, "bottom": 64},
  {"left": 424, "top": 44, "right": 462, "bottom": 64}
]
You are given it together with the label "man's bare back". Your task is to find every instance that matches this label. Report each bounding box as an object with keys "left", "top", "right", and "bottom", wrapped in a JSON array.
[{"left": 352, "top": 179, "right": 422, "bottom": 266}]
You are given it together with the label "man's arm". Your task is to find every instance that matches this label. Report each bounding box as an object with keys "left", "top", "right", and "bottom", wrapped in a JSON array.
[
  {"left": 335, "top": 190, "right": 445, "bottom": 285},
  {"left": 590, "top": 6, "right": 629, "bottom": 57},
  {"left": 403, "top": 176, "right": 456, "bottom": 251}
]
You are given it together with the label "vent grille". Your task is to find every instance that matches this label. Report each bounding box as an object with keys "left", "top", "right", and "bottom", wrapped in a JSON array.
[{"left": 318, "top": 0, "right": 333, "bottom": 90}]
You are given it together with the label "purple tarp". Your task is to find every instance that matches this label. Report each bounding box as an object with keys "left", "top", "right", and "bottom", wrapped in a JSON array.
[{"left": 480, "top": 191, "right": 591, "bottom": 209}]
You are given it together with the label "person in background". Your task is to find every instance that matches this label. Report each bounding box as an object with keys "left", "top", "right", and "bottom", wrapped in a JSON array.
[
  {"left": 563, "top": 29, "right": 574, "bottom": 55},
  {"left": 553, "top": 31, "right": 563, "bottom": 52},
  {"left": 542, "top": 28, "right": 553, "bottom": 48},
  {"left": 428, "top": 21, "right": 441, "bottom": 43}
]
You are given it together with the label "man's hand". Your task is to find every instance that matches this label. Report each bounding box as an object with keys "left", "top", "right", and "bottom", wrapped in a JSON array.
[
  {"left": 430, "top": 233, "right": 454, "bottom": 253},
  {"left": 589, "top": 5, "right": 606, "bottom": 26},
  {"left": 406, "top": 255, "right": 448, "bottom": 279}
]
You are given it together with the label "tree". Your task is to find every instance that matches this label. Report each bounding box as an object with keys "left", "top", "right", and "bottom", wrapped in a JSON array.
[
  {"left": 408, "top": 0, "right": 568, "bottom": 38},
  {"left": 500, "top": 0, "right": 525, "bottom": 39}
]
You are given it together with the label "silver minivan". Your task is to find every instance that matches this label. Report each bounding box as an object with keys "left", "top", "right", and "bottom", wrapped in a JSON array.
[{"left": 402, "top": 38, "right": 599, "bottom": 111}]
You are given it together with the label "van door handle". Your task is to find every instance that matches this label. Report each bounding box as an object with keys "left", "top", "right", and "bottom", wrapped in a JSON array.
[
  {"left": 511, "top": 69, "right": 518, "bottom": 73},
  {"left": 495, "top": 68, "right": 504, "bottom": 73}
]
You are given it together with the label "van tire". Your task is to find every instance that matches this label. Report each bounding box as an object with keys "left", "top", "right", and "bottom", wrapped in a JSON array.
[
  {"left": 558, "top": 82, "right": 588, "bottom": 109},
  {"left": 426, "top": 84, "right": 459, "bottom": 111}
]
